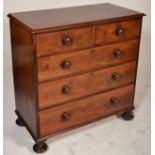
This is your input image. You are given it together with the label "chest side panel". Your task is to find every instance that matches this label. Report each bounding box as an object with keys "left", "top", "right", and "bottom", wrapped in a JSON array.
[{"left": 10, "top": 18, "right": 38, "bottom": 137}]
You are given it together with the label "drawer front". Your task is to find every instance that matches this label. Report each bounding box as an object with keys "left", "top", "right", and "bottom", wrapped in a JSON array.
[
  {"left": 36, "top": 27, "right": 93, "bottom": 57},
  {"left": 39, "top": 84, "right": 134, "bottom": 137},
  {"left": 95, "top": 19, "right": 141, "bottom": 45},
  {"left": 38, "top": 61, "right": 136, "bottom": 109},
  {"left": 38, "top": 39, "right": 139, "bottom": 82}
]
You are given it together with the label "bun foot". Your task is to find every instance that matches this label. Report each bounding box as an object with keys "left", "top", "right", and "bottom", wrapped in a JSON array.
[
  {"left": 121, "top": 110, "right": 134, "bottom": 121},
  {"left": 33, "top": 142, "right": 48, "bottom": 153},
  {"left": 16, "top": 118, "right": 24, "bottom": 127}
]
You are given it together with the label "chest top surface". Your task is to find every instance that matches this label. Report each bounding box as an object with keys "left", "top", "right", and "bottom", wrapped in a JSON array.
[{"left": 8, "top": 3, "right": 144, "bottom": 32}]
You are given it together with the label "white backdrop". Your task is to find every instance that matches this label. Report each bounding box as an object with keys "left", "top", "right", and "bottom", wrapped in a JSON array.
[{"left": 3, "top": 1, "right": 151, "bottom": 155}]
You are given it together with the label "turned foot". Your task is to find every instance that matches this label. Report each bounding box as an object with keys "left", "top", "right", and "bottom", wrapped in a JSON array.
[
  {"left": 121, "top": 110, "right": 134, "bottom": 121},
  {"left": 16, "top": 118, "right": 24, "bottom": 127},
  {"left": 33, "top": 142, "right": 48, "bottom": 153}
]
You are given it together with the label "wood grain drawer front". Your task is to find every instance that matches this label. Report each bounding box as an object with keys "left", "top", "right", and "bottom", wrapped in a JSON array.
[
  {"left": 95, "top": 19, "right": 141, "bottom": 45},
  {"left": 38, "top": 39, "right": 139, "bottom": 82},
  {"left": 39, "top": 84, "right": 134, "bottom": 137},
  {"left": 38, "top": 61, "right": 136, "bottom": 109},
  {"left": 36, "top": 27, "right": 93, "bottom": 57}
]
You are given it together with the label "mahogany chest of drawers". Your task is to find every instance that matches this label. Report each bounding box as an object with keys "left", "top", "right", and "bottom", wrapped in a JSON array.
[{"left": 8, "top": 3, "right": 145, "bottom": 153}]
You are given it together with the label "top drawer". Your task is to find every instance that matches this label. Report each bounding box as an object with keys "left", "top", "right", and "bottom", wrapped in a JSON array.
[
  {"left": 36, "top": 27, "right": 93, "bottom": 57},
  {"left": 95, "top": 19, "right": 141, "bottom": 45}
]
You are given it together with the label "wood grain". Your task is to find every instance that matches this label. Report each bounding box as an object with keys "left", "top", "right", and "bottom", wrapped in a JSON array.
[
  {"left": 39, "top": 84, "right": 134, "bottom": 137},
  {"left": 38, "top": 61, "right": 137, "bottom": 109},
  {"left": 95, "top": 19, "right": 142, "bottom": 45},
  {"left": 8, "top": 3, "right": 144, "bottom": 33},
  {"left": 38, "top": 39, "right": 139, "bottom": 82},
  {"left": 36, "top": 27, "right": 93, "bottom": 57},
  {"left": 10, "top": 18, "right": 38, "bottom": 137}
]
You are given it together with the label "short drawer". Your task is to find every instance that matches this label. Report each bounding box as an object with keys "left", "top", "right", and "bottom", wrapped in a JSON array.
[
  {"left": 36, "top": 27, "right": 93, "bottom": 57},
  {"left": 38, "top": 39, "right": 139, "bottom": 82},
  {"left": 38, "top": 61, "right": 136, "bottom": 109},
  {"left": 39, "top": 84, "right": 134, "bottom": 137},
  {"left": 95, "top": 19, "right": 141, "bottom": 45}
]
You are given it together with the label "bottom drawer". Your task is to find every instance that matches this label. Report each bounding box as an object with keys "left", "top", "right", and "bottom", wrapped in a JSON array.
[{"left": 39, "top": 84, "right": 134, "bottom": 137}]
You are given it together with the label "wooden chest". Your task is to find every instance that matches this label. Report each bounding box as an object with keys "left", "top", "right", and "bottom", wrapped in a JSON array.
[{"left": 8, "top": 3, "right": 145, "bottom": 153}]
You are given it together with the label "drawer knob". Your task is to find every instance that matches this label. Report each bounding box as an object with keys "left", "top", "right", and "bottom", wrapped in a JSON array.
[
  {"left": 62, "top": 86, "right": 71, "bottom": 95},
  {"left": 62, "top": 35, "right": 73, "bottom": 46},
  {"left": 61, "top": 112, "right": 71, "bottom": 121},
  {"left": 110, "top": 97, "right": 120, "bottom": 106},
  {"left": 114, "top": 49, "right": 122, "bottom": 58},
  {"left": 112, "top": 72, "right": 120, "bottom": 81},
  {"left": 116, "top": 28, "right": 124, "bottom": 36},
  {"left": 61, "top": 60, "right": 71, "bottom": 69}
]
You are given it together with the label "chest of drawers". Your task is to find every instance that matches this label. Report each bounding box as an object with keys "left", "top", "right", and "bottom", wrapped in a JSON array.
[{"left": 8, "top": 3, "right": 145, "bottom": 153}]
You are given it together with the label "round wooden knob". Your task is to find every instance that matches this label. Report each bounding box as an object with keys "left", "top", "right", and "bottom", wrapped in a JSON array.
[
  {"left": 61, "top": 112, "right": 71, "bottom": 121},
  {"left": 114, "top": 49, "right": 122, "bottom": 58},
  {"left": 61, "top": 60, "right": 71, "bottom": 69},
  {"left": 62, "top": 35, "right": 73, "bottom": 46},
  {"left": 62, "top": 86, "right": 71, "bottom": 95},
  {"left": 116, "top": 28, "right": 124, "bottom": 36},
  {"left": 111, "top": 72, "right": 120, "bottom": 81},
  {"left": 110, "top": 97, "right": 120, "bottom": 106}
]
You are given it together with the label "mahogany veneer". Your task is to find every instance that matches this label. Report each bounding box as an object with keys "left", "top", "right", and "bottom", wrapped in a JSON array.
[{"left": 8, "top": 3, "right": 145, "bottom": 153}]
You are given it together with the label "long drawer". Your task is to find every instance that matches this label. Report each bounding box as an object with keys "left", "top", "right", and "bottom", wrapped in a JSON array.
[
  {"left": 38, "top": 39, "right": 139, "bottom": 82},
  {"left": 38, "top": 61, "right": 137, "bottom": 109},
  {"left": 39, "top": 84, "right": 134, "bottom": 137}
]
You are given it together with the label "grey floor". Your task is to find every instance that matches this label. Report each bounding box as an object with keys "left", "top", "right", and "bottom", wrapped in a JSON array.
[{"left": 4, "top": 69, "right": 150, "bottom": 155}]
